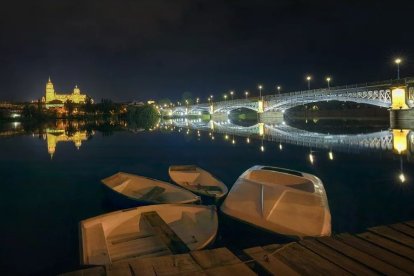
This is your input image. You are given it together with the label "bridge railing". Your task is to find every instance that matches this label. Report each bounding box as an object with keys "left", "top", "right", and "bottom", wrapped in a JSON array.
[{"left": 179, "top": 77, "right": 414, "bottom": 109}]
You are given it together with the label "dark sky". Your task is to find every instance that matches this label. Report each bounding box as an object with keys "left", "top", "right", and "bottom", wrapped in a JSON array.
[{"left": 1, "top": 0, "right": 413, "bottom": 102}]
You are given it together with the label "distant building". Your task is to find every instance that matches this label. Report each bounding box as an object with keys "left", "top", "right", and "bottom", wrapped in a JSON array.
[{"left": 44, "top": 77, "right": 87, "bottom": 109}]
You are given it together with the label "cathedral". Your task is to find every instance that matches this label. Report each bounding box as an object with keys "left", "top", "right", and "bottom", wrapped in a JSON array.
[{"left": 44, "top": 77, "right": 87, "bottom": 108}]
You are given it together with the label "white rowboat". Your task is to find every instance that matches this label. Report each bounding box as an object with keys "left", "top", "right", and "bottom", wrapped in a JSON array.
[
  {"left": 220, "top": 165, "right": 331, "bottom": 239},
  {"left": 80, "top": 204, "right": 218, "bottom": 265},
  {"left": 169, "top": 165, "right": 228, "bottom": 198},
  {"left": 101, "top": 172, "right": 199, "bottom": 205}
]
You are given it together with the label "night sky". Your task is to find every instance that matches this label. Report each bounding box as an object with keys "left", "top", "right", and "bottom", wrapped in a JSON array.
[{"left": 1, "top": 0, "right": 413, "bottom": 102}]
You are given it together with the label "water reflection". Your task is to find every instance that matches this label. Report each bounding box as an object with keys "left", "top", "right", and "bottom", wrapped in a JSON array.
[
  {"left": 161, "top": 118, "right": 413, "bottom": 158},
  {"left": 45, "top": 128, "right": 91, "bottom": 159}
]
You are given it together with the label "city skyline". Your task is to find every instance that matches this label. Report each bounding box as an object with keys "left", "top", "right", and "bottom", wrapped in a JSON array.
[{"left": 0, "top": 1, "right": 413, "bottom": 103}]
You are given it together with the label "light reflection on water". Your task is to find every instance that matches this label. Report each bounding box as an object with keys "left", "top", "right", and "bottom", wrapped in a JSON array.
[{"left": 0, "top": 118, "right": 413, "bottom": 275}]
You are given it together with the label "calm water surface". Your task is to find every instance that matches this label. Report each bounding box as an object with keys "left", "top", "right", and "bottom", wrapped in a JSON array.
[{"left": 0, "top": 119, "right": 413, "bottom": 275}]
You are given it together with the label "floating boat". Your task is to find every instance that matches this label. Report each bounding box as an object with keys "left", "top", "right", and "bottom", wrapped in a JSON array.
[
  {"left": 80, "top": 204, "right": 218, "bottom": 265},
  {"left": 169, "top": 165, "right": 228, "bottom": 198},
  {"left": 101, "top": 172, "right": 200, "bottom": 206},
  {"left": 220, "top": 165, "right": 331, "bottom": 239}
]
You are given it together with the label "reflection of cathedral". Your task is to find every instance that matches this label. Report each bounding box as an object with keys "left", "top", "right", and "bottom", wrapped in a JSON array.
[
  {"left": 43, "top": 77, "right": 87, "bottom": 108},
  {"left": 45, "top": 129, "right": 90, "bottom": 158}
]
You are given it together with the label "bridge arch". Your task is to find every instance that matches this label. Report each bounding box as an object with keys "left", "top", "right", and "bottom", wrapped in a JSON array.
[{"left": 264, "top": 90, "right": 391, "bottom": 112}]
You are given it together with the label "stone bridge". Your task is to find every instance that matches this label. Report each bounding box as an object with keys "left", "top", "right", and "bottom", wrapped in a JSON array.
[{"left": 164, "top": 77, "right": 414, "bottom": 121}]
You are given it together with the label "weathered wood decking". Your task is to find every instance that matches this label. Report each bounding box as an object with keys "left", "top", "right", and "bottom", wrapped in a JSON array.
[{"left": 62, "top": 221, "right": 414, "bottom": 275}]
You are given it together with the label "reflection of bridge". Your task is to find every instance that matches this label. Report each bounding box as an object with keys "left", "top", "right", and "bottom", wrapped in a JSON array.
[
  {"left": 165, "top": 78, "right": 414, "bottom": 120},
  {"left": 162, "top": 119, "right": 413, "bottom": 156}
]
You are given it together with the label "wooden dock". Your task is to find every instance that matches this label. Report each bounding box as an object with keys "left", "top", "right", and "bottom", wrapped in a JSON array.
[{"left": 62, "top": 220, "right": 414, "bottom": 275}]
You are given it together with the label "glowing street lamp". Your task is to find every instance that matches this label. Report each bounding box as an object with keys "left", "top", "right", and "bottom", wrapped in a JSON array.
[
  {"left": 230, "top": 91, "right": 234, "bottom": 100},
  {"left": 245, "top": 91, "right": 249, "bottom": 99},
  {"left": 326, "top": 77, "right": 331, "bottom": 89},
  {"left": 196, "top": 97, "right": 199, "bottom": 104},
  {"left": 306, "top": 76, "right": 312, "bottom": 90},
  {"left": 276, "top": 86, "right": 281, "bottom": 94},
  {"left": 395, "top": 58, "right": 402, "bottom": 79},
  {"left": 258, "top": 85, "right": 263, "bottom": 99},
  {"left": 224, "top": 94, "right": 228, "bottom": 101}
]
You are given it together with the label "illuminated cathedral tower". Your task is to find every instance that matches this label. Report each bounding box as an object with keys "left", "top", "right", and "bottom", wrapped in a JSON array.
[
  {"left": 45, "top": 76, "right": 55, "bottom": 103},
  {"left": 44, "top": 77, "right": 87, "bottom": 108}
]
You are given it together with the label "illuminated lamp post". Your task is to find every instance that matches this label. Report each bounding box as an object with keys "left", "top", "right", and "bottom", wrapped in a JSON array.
[
  {"left": 326, "top": 77, "right": 331, "bottom": 89},
  {"left": 395, "top": 58, "right": 402, "bottom": 80},
  {"left": 245, "top": 91, "right": 249, "bottom": 99},
  {"left": 306, "top": 76, "right": 312, "bottom": 90}
]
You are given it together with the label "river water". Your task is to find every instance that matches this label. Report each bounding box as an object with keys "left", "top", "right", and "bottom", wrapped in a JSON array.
[{"left": 0, "top": 118, "right": 413, "bottom": 275}]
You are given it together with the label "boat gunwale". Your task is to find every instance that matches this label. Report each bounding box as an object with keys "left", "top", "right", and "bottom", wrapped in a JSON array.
[
  {"left": 168, "top": 165, "right": 228, "bottom": 198},
  {"left": 101, "top": 172, "right": 200, "bottom": 204}
]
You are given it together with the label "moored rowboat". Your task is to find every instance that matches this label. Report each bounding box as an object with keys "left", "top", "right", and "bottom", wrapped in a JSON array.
[
  {"left": 220, "top": 165, "right": 331, "bottom": 239},
  {"left": 169, "top": 165, "right": 228, "bottom": 198},
  {"left": 80, "top": 204, "right": 218, "bottom": 265},
  {"left": 101, "top": 172, "right": 199, "bottom": 206}
]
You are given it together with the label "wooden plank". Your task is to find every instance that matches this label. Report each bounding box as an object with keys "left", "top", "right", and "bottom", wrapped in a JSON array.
[
  {"left": 128, "top": 254, "right": 203, "bottom": 276},
  {"left": 59, "top": 266, "right": 106, "bottom": 276},
  {"left": 190, "top": 248, "right": 241, "bottom": 269},
  {"left": 261, "top": 243, "right": 283, "bottom": 253},
  {"left": 404, "top": 221, "right": 414, "bottom": 228},
  {"left": 204, "top": 263, "right": 256, "bottom": 276},
  {"left": 317, "top": 237, "right": 409, "bottom": 275},
  {"left": 357, "top": 232, "right": 414, "bottom": 262},
  {"left": 140, "top": 211, "right": 190, "bottom": 254},
  {"left": 390, "top": 223, "right": 414, "bottom": 238},
  {"left": 337, "top": 233, "right": 414, "bottom": 274},
  {"left": 244, "top": 246, "right": 299, "bottom": 276},
  {"left": 299, "top": 239, "right": 376, "bottom": 275},
  {"left": 140, "top": 186, "right": 166, "bottom": 201},
  {"left": 369, "top": 226, "right": 414, "bottom": 248},
  {"left": 106, "top": 262, "right": 132, "bottom": 276},
  {"left": 275, "top": 242, "right": 350, "bottom": 275}
]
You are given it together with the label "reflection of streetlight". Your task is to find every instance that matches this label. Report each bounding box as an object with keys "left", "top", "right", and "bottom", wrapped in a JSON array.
[
  {"left": 399, "top": 155, "right": 406, "bottom": 183},
  {"left": 306, "top": 76, "right": 312, "bottom": 90},
  {"left": 326, "top": 77, "right": 331, "bottom": 89},
  {"left": 258, "top": 85, "right": 263, "bottom": 99},
  {"left": 309, "top": 152, "right": 314, "bottom": 164},
  {"left": 246, "top": 137, "right": 250, "bottom": 143},
  {"left": 224, "top": 134, "right": 229, "bottom": 140},
  {"left": 395, "top": 58, "right": 402, "bottom": 79},
  {"left": 260, "top": 139, "right": 265, "bottom": 152},
  {"left": 328, "top": 150, "right": 334, "bottom": 160},
  {"left": 245, "top": 91, "right": 249, "bottom": 99},
  {"left": 196, "top": 98, "right": 199, "bottom": 104},
  {"left": 230, "top": 91, "right": 234, "bottom": 100},
  {"left": 279, "top": 143, "right": 283, "bottom": 150}
]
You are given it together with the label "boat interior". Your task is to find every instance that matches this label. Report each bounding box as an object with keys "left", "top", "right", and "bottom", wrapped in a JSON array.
[
  {"left": 82, "top": 205, "right": 216, "bottom": 264},
  {"left": 244, "top": 168, "right": 315, "bottom": 193},
  {"left": 104, "top": 173, "right": 197, "bottom": 203}
]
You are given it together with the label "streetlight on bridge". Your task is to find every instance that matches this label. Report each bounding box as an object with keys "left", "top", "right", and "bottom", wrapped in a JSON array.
[
  {"left": 306, "top": 76, "right": 312, "bottom": 90},
  {"left": 230, "top": 91, "right": 234, "bottom": 100},
  {"left": 394, "top": 58, "right": 402, "bottom": 80},
  {"left": 224, "top": 94, "right": 228, "bottom": 101},
  {"left": 196, "top": 97, "right": 199, "bottom": 104},
  {"left": 326, "top": 77, "right": 331, "bottom": 89},
  {"left": 258, "top": 85, "right": 263, "bottom": 99},
  {"left": 276, "top": 86, "right": 281, "bottom": 95},
  {"left": 245, "top": 91, "right": 249, "bottom": 99},
  {"left": 210, "top": 95, "right": 214, "bottom": 103}
]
